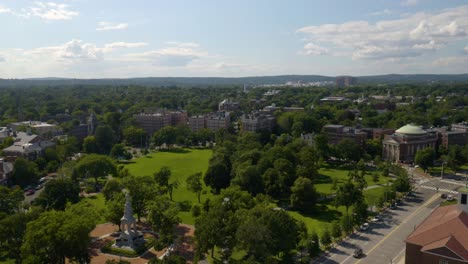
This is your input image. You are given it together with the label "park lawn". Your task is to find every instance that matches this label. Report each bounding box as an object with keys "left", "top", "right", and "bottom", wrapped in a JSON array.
[
  {"left": 288, "top": 201, "right": 347, "bottom": 235},
  {"left": 125, "top": 148, "right": 213, "bottom": 224},
  {"left": 315, "top": 166, "right": 391, "bottom": 194},
  {"left": 363, "top": 186, "right": 386, "bottom": 208},
  {"left": 81, "top": 193, "right": 108, "bottom": 224}
]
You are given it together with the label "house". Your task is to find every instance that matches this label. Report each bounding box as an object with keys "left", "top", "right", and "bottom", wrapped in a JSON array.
[
  {"left": 405, "top": 188, "right": 468, "bottom": 264},
  {"left": 2, "top": 131, "right": 55, "bottom": 161}
]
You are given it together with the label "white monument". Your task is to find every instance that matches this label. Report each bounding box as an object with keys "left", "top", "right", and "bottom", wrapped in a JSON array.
[{"left": 115, "top": 193, "right": 145, "bottom": 249}]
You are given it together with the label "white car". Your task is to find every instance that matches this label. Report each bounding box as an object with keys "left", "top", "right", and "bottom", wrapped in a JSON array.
[
  {"left": 447, "top": 195, "right": 454, "bottom": 201},
  {"left": 371, "top": 216, "right": 381, "bottom": 222},
  {"left": 360, "top": 223, "right": 370, "bottom": 231}
]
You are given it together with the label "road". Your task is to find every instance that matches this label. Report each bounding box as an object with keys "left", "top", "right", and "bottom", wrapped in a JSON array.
[{"left": 314, "top": 177, "right": 462, "bottom": 264}]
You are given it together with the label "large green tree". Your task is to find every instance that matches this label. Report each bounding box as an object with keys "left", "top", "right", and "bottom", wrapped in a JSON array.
[
  {"left": 95, "top": 125, "right": 115, "bottom": 154},
  {"left": 73, "top": 154, "right": 116, "bottom": 191},
  {"left": 36, "top": 177, "right": 80, "bottom": 210},
  {"left": 0, "top": 185, "right": 24, "bottom": 216},
  {"left": 186, "top": 172, "right": 203, "bottom": 203},
  {"left": 415, "top": 147, "right": 435, "bottom": 171},
  {"left": 147, "top": 196, "right": 180, "bottom": 244},
  {"left": 290, "top": 177, "right": 318, "bottom": 211},
  {"left": 11, "top": 158, "right": 39, "bottom": 188}
]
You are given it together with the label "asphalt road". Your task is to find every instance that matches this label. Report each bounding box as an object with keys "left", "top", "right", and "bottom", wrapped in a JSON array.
[{"left": 315, "top": 178, "right": 462, "bottom": 264}]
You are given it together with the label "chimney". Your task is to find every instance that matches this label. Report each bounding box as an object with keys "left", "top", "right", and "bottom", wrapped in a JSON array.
[{"left": 459, "top": 187, "right": 468, "bottom": 213}]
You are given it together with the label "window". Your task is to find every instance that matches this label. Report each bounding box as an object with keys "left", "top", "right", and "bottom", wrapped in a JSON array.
[
  {"left": 461, "top": 194, "right": 467, "bottom": 205},
  {"left": 439, "top": 259, "right": 449, "bottom": 264}
]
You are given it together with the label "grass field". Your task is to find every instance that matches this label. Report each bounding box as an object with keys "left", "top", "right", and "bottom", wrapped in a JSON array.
[
  {"left": 125, "top": 148, "right": 213, "bottom": 225},
  {"left": 81, "top": 194, "right": 108, "bottom": 224},
  {"left": 315, "top": 165, "right": 391, "bottom": 194}
]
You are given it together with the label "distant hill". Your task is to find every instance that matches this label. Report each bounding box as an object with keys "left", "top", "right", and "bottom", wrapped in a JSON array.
[{"left": 1, "top": 74, "right": 467, "bottom": 87}]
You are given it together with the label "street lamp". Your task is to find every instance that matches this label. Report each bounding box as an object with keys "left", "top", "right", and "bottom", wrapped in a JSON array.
[{"left": 441, "top": 162, "right": 447, "bottom": 180}]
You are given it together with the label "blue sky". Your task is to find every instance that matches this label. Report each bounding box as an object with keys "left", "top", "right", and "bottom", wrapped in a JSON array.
[{"left": 0, "top": 0, "right": 467, "bottom": 78}]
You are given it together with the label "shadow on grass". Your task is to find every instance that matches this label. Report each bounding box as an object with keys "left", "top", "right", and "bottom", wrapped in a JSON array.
[
  {"left": 159, "top": 148, "right": 192, "bottom": 154},
  {"left": 314, "top": 174, "right": 333, "bottom": 184},
  {"left": 118, "top": 160, "right": 136, "bottom": 164},
  {"left": 291, "top": 202, "right": 343, "bottom": 223}
]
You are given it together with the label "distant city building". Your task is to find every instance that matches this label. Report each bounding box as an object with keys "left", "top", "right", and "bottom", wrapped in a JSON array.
[
  {"left": 336, "top": 76, "right": 357, "bottom": 87},
  {"left": 382, "top": 124, "right": 438, "bottom": 163},
  {"left": 241, "top": 112, "right": 276, "bottom": 132},
  {"left": 134, "top": 110, "right": 188, "bottom": 136},
  {"left": 320, "top": 96, "right": 346, "bottom": 103},
  {"left": 7, "top": 121, "right": 61, "bottom": 138},
  {"left": 322, "top": 124, "right": 367, "bottom": 146},
  {"left": 2, "top": 131, "right": 55, "bottom": 161},
  {"left": 361, "top": 128, "right": 395, "bottom": 140},
  {"left": 188, "top": 112, "right": 231, "bottom": 132},
  {"left": 263, "top": 89, "right": 280, "bottom": 96},
  {"left": 405, "top": 188, "right": 468, "bottom": 264},
  {"left": 218, "top": 99, "right": 240, "bottom": 112}
]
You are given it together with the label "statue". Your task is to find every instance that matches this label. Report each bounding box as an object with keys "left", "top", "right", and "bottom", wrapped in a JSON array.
[{"left": 115, "top": 193, "right": 145, "bottom": 249}]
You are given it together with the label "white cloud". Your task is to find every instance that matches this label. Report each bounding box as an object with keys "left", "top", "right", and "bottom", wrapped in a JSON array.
[
  {"left": 0, "top": 6, "right": 12, "bottom": 14},
  {"left": 125, "top": 42, "right": 205, "bottom": 67},
  {"left": 297, "top": 5, "right": 468, "bottom": 60},
  {"left": 0, "top": 55, "right": 5, "bottom": 62},
  {"left": 96, "top": 21, "right": 128, "bottom": 31},
  {"left": 432, "top": 56, "right": 468, "bottom": 67},
  {"left": 401, "top": 0, "right": 419, "bottom": 6},
  {"left": 302, "top": 42, "right": 329, "bottom": 55},
  {"left": 26, "top": 2, "right": 78, "bottom": 20},
  {"left": 166, "top": 41, "right": 200, "bottom": 48},
  {"left": 103, "top": 42, "right": 148, "bottom": 52},
  {"left": 464, "top": 46, "right": 468, "bottom": 53},
  {"left": 370, "top": 9, "right": 392, "bottom": 16}
]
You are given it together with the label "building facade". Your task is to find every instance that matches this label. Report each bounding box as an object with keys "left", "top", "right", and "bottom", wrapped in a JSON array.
[
  {"left": 188, "top": 112, "right": 231, "bottom": 132},
  {"left": 322, "top": 124, "right": 367, "bottom": 146},
  {"left": 241, "top": 112, "right": 276, "bottom": 133},
  {"left": 405, "top": 188, "right": 468, "bottom": 264},
  {"left": 440, "top": 123, "right": 468, "bottom": 148},
  {"left": 382, "top": 124, "right": 438, "bottom": 163},
  {"left": 134, "top": 110, "right": 188, "bottom": 136}
]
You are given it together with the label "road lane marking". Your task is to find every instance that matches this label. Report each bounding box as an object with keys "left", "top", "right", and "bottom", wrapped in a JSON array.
[{"left": 354, "top": 193, "right": 439, "bottom": 264}]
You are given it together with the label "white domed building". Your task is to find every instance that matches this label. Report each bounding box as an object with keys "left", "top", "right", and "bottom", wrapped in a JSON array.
[{"left": 382, "top": 124, "right": 438, "bottom": 163}]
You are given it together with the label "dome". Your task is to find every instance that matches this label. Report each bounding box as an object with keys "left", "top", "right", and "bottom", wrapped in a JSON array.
[{"left": 395, "top": 124, "right": 426, "bottom": 135}]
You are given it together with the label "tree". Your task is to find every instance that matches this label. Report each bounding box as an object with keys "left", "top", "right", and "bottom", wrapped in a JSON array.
[
  {"left": 83, "top": 136, "right": 98, "bottom": 154},
  {"left": 331, "top": 221, "right": 342, "bottom": 239},
  {"left": 123, "top": 175, "right": 156, "bottom": 222},
  {"left": 147, "top": 196, "right": 180, "bottom": 244},
  {"left": 341, "top": 214, "right": 353, "bottom": 235},
  {"left": 290, "top": 177, "right": 317, "bottom": 211},
  {"left": 123, "top": 126, "right": 147, "bottom": 147},
  {"left": 102, "top": 178, "right": 123, "bottom": 201},
  {"left": 314, "top": 134, "right": 330, "bottom": 160},
  {"left": 110, "top": 144, "right": 132, "bottom": 160},
  {"left": 262, "top": 168, "right": 282, "bottom": 199},
  {"left": 0, "top": 210, "right": 40, "bottom": 263},
  {"left": 232, "top": 163, "right": 263, "bottom": 195},
  {"left": 320, "top": 228, "right": 332, "bottom": 248},
  {"left": 204, "top": 157, "right": 231, "bottom": 194},
  {"left": 106, "top": 193, "right": 125, "bottom": 231},
  {"left": 153, "top": 126, "right": 177, "bottom": 146},
  {"left": 352, "top": 199, "right": 368, "bottom": 225},
  {"left": 73, "top": 154, "right": 116, "bottom": 191},
  {"left": 372, "top": 172, "right": 380, "bottom": 184},
  {"left": 11, "top": 158, "right": 39, "bottom": 188},
  {"left": 335, "top": 139, "right": 362, "bottom": 163},
  {"left": 334, "top": 180, "right": 363, "bottom": 213},
  {"left": 95, "top": 125, "right": 115, "bottom": 154},
  {"left": 306, "top": 231, "right": 320, "bottom": 257},
  {"left": 415, "top": 147, "right": 435, "bottom": 171},
  {"left": 186, "top": 172, "right": 203, "bottom": 203},
  {"left": 21, "top": 203, "right": 98, "bottom": 264},
  {"left": 36, "top": 177, "right": 80, "bottom": 210},
  {"left": 0, "top": 186, "right": 24, "bottom": 216},
  {"left": 154, "top": 166, "right": 171, "bottom": 187}
]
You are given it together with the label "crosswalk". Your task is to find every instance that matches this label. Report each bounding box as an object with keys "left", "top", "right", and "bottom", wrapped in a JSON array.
[{"left": 419, "top": 185, "right": 459, "bottom": 194}]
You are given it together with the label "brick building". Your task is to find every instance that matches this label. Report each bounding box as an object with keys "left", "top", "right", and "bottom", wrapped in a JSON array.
[
  {"left": 134, "top": 110, "right": 188, "bottom": 136},
  {"left": 322, "top": 124, "right": 367, "bottom": 146},
  {"left": 188, "top": 112, "right": 231, "bottom": 132},
  {"left": 440, "top": 123, "right": 468, "bottom": 148},
  {"left": 241, "top": 112, "right": 276, "bottom": 133},
  {"left": 405, "top": 188, "right": 468, "bottom": 264},
  {"left": 382, "top": 124, "right": 438, "bottom": 163}
]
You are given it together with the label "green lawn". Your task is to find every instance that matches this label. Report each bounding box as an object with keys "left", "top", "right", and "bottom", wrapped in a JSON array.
[
  {"left": 363, "top": 186, "right": 386, "bottom": 208},
  {"left": 288, "top": 202, "right": 347, "bottom": 235},
  {"left": 81, "top": 193, "right": 108, "bottom": 224},
  {"left": 125, "top": 148, "right": 213, "bottom": 225},
  {"left": 315, "top": 165, "right": 391, "bottom": 194}
]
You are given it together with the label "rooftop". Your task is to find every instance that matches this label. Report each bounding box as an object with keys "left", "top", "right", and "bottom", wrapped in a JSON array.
[{"left": 395, "top": 124, "right": 427, "bottom": 135}]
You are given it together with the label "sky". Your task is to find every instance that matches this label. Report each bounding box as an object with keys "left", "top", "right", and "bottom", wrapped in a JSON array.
[{"left": 0, "top": 0, "right": 467, "bottom": 78}]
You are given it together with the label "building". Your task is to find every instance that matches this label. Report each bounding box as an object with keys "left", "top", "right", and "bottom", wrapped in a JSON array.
[
  {"left": 218, "top": 99, "right": 240, "bottom": 112},
  {"left": 241, "top": 112, "right": 276, "bottom": 133},
  {"left": 361, "top": 128, "right": 395, "bottom": 140},
  {"left": 68, "top": 113, "right": 98, "bottom": 141},
  {"left": 134, "top": 110, "right": 188, "bottom": 136},
  {"left": 405, "top": 188, "right": 468, "bottom": 264},
  {"left": 382, "top": 124, "right": 438, "bottom": 163},
  {"left": 2, "top": 131, "right": 55, "bottom": 160},
  {"left": 336, "top": 76, "right": 357, "bottom": 87},
  {"left": 0, "top": 127, "right": 10, "bottom": 142},
  {"left": 188, "top": 112, "right": 231, "bottom": 132},
  {"left": 322, "top": 124, "right": 367, "bottom": 146},
  {"left": 439, "top": 123, "right": 468, "bottom": 148},
  {"left": 0, "top": 158, "right": 13, "bottom": 185},
  {"left": 320, "top": 96, "right": 346, "bottom": 103},
  {"left": 7, "top": 121, "right": 62, "bottom": 138}
]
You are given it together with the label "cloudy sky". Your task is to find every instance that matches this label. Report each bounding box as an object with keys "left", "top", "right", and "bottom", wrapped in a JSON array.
[{"left": 0, "top": 0, "right": 467, "bottom": 78}]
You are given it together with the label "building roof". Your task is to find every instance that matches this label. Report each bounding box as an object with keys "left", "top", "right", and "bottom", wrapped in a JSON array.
[
  {"left": 406, "top": 205, "right": 468, "bottom": 261},
  {"left": 395, "top": 124, "right": 427, "bottom": 135}
]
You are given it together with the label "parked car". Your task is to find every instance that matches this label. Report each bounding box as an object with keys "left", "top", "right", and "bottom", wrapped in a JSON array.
[
  {"left": 371, "top": 216, "right": 382, "bottom": 222},
  {"left": 25, "top": 189, "right": 35, "bottom": 196},
  {"left": 353, "top": 248, "right": 363, "bottom": 258},
  {"left": 35, "top": 184, "right": 43, "bottom": 190},
  {"left": 441, "top": 193, "right": 447, "bottom": 199},
  {"left": 360, "top": 223, "right": 370, "bottom": 231},
  {"left": 447, "top": 195, "right": 454, "bottom": 201},
  {"left": 390, "top": 203, "right": 398, "bottom": 210}
]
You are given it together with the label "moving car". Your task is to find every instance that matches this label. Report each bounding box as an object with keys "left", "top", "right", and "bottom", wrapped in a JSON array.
[
  {"left": 353, "top": 248, "right": 363, "bottom": 258},
  {"left": 360, "top": 223, "right": 370, "bottom": 231},
  {"left": 441, "top": 193, "right": 447, "bottom": 199}
]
